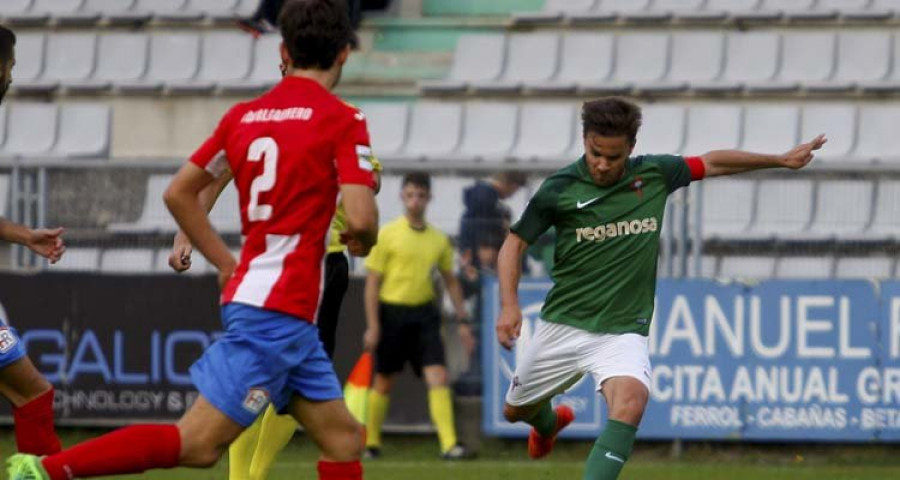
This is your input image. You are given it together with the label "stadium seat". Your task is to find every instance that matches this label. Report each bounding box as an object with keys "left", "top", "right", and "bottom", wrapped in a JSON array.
[
  {"left": 27, "top": 0, "right": 101, "bottom": 24},
  {"left": 860, "top": 34, "right": 900, "bottom": 93},
  {"left": 719, "top": 255, "right": 776, "bottom": 280},
  {"left": 668, "top": 0, "right": 728, "bottom": 21},
  {"left": 582, "top": 32, "right": 669, "bottom": 94},
  {"left": 419, "top": 34, "right": 506, "bottom": 94},
  {"left": 806, "top": 180, "right": 874, "bottom": 240},
  {"left": 120, "top": 33, "right": 200, "bottom": 94},
  {"left": 52, "top": 247, "right": 100, "bottom": 271},
  {"left": 11, "top": 33, "right": 48, "bottom": 91},
  {"left": 807, "top": 32, "right": 892, "bottom": 92},
  {"left": 102, "top": 0, "right": 150, "bottom": 22},
  {"left": 209, "top": 182, "right": 241, "bottom": 233},
  {"left": 746, "top": 180, "right": 814, "bottom": 239},
  {"left": 126, "top": 0, "right": 202, "bottom": 22},
  {"left": 0, "top": 0, "right": 34, "bottom": 18},
  {"left": 397, "top": 102, "right": 463, "bottom": 162},
  {"left": 42, "top": 33, "right": 97, "bottom": 90},
  {"left": 599, "top": 0, "right": 671, "bottom": 22},
  {"left": 358, "top": 103, "right": 409, "bottom": 159},
  {"left": 853, "top": 106, "right": 900, "bottom": 163},
  {"left": 430, "top": 176, "right": 467, "bottom": 236},
  {"left": 701, "top": 178, "right": 755, "bottom": 240},
  {"left": 0, "top": 106, "right": 6, "bottom": 149},
  {"left": 68, "top": 33, "right": 147, "bottom": 93},
  {"left": 764, "top": 0, "right": 837, "bottom": 20},
  {"left": 775, "top": 256, "right": 834, "bottom": 279},
  {"left": 449, "top": 102, "right": 518, "bottom": 163},
  {"left": 376, "top": 175, "right": 404, "bottom": 226},
  {"left": 512, "top": 0, "right": 597, "bottom": 24},
  {"left": 189, "top": 0, "right": 240, "bottom": 17},
  {"left": 633, "top": 104, "right": 685, "bottom": 155},
  {"left": 108, "top": 174, "right": 175, "bottom": 232},
  {"left": 800, "top": 104, "right": 857, "bottom": 163},
  {"left": 681, "top": 105, "right": 742, "bottom": 154},
  {"left": 638, "top": 32, "right": 724, "bottom": 93},
  {"left": 509, "top": 102, "right": 575, "bottom": 162},
  {"left": 81, "top": 0, "right": 135, "bottom": 19},
  {"left": 835, "top": 256, "right": 895, "bottom": 279},
  {"left": 843, "top": 0, "right": 900, "bottom": 20},
  {"left": 2, "top": 104, "right": 57, "bottom": 157},
  {"left": 868, "top": 180, "right": 900, "bottom": 240},
  {"left": 473, "top": 33, "right": 560, "bottom": 94},
  {"left": 693, "top": 32, "right": 780, "bottom": 93},
  {"left": 100, "top": 248, "right": 154, "bottom": 273},
  {"left": 221, "top": 34, "right": 280, "bottom": 93},
  {"left": 530, "top": 32, "right": 614, "bottom": 94},
  {"left": 170, "top": 32, "right": 253, "bottom": 94},
  {"left": 53, "top": 104, "right": 111, "bottom": 158},
  {"left": 753, "top": 32, "right": 836, "bottom": 93},
  {"left": 740, "top": 105, "right": 800, "bottom": 153}
]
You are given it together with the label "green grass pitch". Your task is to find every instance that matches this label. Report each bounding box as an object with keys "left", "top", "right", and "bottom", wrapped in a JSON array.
[{"left": 1, "top": 430, "right": 896, "bottom": 479}]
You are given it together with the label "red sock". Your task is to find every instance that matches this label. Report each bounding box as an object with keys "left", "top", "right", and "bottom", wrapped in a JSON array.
[
  {"left": 318, "top": 460, "right": 363, "bottom": 480},
  {"left": 13, "top": 388, "right": 61, "bottom": 455},
  {"left": 41, "top": 425, "right": 180, "bottom": 480}
]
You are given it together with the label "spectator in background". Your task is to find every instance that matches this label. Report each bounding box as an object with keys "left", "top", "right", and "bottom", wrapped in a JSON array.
[
  {"left": 239, "top": 0, "right": 364, "bottom": 37},
  {"left": 458, "top": 171, "right": 528, "bottom": 270}
]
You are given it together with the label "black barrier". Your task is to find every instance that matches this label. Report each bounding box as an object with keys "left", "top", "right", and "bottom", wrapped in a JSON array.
[{"left": 0, "top": 273, "right": 431, "bottom": 428}]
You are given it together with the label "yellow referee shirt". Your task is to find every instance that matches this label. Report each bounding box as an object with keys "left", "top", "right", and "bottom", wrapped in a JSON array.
[
  {"left": 327, "top": 155, "right": 382, "bottom": 254},
  {"left": 365, "top": 216, "right": 454, "bottom": 306}
]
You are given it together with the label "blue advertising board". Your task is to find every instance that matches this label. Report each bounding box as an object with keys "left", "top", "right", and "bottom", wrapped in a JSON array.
[{"left": 482, "top": 277, "right": 895, "bottom": 442}]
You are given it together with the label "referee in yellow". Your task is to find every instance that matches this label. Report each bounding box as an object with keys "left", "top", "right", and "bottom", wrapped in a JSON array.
[{"left": 363, "top": 172, "right": 475, "bottom": 460}]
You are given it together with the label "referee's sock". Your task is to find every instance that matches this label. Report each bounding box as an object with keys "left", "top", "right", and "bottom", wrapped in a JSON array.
[
  {"left": 365, "top": 390, "right": 390, "bottom": 448},
  {"left": 427, "top": 387, "right": 458, "bottom": 453},
  {"left": 582, "top": 419, "right": 637, "bottom": 480}
]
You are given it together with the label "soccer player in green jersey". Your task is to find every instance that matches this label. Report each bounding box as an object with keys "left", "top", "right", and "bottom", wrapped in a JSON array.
[{"left": 496, "top": 97, "right": 826, "bottom": 480}]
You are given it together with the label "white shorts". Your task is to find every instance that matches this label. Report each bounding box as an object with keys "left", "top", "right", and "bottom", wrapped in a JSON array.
[{"left": 505, "top": 319, "right": 652, "bottom": 407}]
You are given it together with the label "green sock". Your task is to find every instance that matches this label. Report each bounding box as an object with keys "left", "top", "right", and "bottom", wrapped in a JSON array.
[
  {"left": 582, "top": 419, "right": 638, "bottom": 480},
  {"left": 526, "top": 402, "right": 557, "bottom": 437}
]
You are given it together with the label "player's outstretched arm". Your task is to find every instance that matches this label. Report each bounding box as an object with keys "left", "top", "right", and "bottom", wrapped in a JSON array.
[
  {"left": 168, "top": 170, "right": 233, "bottom": 273},
  {"left": 701, "top": 134, "right": 827, "bottom": 178},
  {"left": 0, "top": 218, "right": 66, "bottom": 264},
  {"left": 164, "top": 163, "right": 236, "bottom": 288},
  {"left": 340, "top": 183, "right": 378, "bottom": 256},
  {"left": 497, "top": 233, "right": 529, "bottom": 350}
]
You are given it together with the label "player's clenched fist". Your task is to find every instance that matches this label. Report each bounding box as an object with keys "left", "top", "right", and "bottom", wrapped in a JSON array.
[
  {"left": 26, "top": 227, "right": 66, "bottom": 264},
  {"left": 168, "top": 231, "right": 193, "bottom": 273},
  {"left": 496, "top": 305, "right": 523, "bottom": 351}
]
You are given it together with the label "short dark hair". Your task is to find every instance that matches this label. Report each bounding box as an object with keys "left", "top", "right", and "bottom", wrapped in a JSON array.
[
  {"left": 402, "top": 172, "right": 431, "bottom": 191},
  {"left": 279, "top": 0, "right": 357, "bottom": 70},
  {"left": 581, "top": 97, "right": 642, "bottom": 145},
  {"left": 0, "top": 25, "right": 15, "bottom": 64}
]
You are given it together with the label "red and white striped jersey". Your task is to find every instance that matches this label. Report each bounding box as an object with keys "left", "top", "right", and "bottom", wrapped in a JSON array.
[{"left": 190, "top": 76, "right": 376, "bottom": 322}]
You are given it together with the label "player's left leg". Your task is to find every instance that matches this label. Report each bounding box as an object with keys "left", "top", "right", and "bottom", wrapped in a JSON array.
[
  {"left": 582, "top": 333, "right": 652, "bottom": 480},
  {"left": 0, "top": 328, "right": 61, "bottom": 455}
]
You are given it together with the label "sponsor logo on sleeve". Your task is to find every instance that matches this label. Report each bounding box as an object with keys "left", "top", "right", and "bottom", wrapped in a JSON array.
[{"left": 356, "top": 145, "right": 375, "bottom": 171}]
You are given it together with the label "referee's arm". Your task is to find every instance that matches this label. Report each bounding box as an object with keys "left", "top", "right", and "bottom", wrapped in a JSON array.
[{"left": 363, "top": 271, "right": 382, "bottom": 352}]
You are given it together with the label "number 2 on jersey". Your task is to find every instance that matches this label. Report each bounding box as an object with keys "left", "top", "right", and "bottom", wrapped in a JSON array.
[{"left": 247, "top": 137, "right": 278, "bottom": 222}]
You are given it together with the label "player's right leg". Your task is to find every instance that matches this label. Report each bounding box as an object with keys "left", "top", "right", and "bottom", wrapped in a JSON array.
[
  {"left": 502, "top": 319, "right": 583, "bottom": 460},
  {"left": 0, "top": 324, "right": 61, "bottom": 456},
  {"left": 7, "top": 394, "right": 246, "bottom": 480}
]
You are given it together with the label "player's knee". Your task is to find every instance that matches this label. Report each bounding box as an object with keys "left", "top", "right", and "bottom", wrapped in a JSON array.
[
  {"left": 322, "top": 420, "right": 363, "bottom": 461},
  {"left": 609, "top": 391, "right": 649, "bottom": 424},
  {"left": 179, "top": 436, "right": 227, "bottom": 468}
]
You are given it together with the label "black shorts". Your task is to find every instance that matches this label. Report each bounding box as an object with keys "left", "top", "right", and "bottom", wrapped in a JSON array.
[
  {"left": 316, "top": 252, "right": 350, "bottom": 359},
  {"left": 376, "top": 302, "right": 445, "bottom": 377}
]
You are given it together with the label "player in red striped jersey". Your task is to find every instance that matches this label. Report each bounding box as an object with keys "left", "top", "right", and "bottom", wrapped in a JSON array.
[{"left": 7, "top": 2, "right": 377, "bottom": 479}]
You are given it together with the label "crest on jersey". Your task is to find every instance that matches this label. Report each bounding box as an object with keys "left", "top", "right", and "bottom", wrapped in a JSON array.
[
  {"left": 630, "top": 176, "right": 645, "bottom": 198},
  {"left": 0, "top": 327, "right": 18, "bottom": 354},
  {"left": 242, "top": 388, "right": 270, "bottom": 414}
]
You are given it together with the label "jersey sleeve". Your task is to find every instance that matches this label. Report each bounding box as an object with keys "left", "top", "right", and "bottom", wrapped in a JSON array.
[
  {"left": 510, "top": 180, "right": 559, "bottom": 244},
  {"left": 189, "top": 107, "right": 236, "bottom": 178},
  {"left": 645, "top": 154, "right": 696, "bottom": 194},
  {"left": 438, "top": 235, "right": 454, "bottom": 273},
  {"left": 335, "top": 109, "right": 377, "bottom": 189},
  {"left": 364, "top": 228, "right": 388, "bottom": 274}
]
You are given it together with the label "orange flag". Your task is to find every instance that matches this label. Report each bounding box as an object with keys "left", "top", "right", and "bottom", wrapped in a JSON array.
[{"left": 343, "top": 352, "right": 373, "bottom": 424}]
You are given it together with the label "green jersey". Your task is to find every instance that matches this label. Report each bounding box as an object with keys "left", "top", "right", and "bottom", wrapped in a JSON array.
[{"left": 511, "top": 154, "right": 695, "bottom": 336}]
